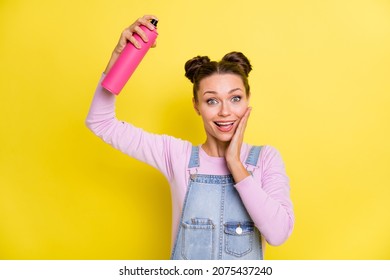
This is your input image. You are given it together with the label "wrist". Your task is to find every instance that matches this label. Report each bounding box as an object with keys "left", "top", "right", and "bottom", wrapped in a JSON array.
[
  {"left": 227, "top": 160, "right": 250, "bottom": 184},
  {"left": 104, "top": 52, "right": 120, "bottom": 74},
  {"left": 226, "top": 157, "right": 241, "bottom": 170}
]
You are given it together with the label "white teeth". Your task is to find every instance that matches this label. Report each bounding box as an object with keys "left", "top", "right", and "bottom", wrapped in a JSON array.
[{"left": 215, "top": 122, "right": 234, "bottom": 126}]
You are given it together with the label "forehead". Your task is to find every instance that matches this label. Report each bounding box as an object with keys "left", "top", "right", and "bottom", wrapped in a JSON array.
[{"left": 198, "top": 73, "right": 245, "bottom": 94}]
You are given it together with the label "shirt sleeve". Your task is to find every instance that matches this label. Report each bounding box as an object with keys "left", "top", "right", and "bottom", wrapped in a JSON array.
[
  {"left": 235, "top": 145, "right": 294, "bottom": 246},
  {"left": 85, "top": 74, "right": 190, "bottom": 180}
]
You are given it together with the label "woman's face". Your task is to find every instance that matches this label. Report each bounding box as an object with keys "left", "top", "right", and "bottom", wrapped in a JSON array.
[{"left": 194, "top": 73, "right": 250, "bottom": 144}]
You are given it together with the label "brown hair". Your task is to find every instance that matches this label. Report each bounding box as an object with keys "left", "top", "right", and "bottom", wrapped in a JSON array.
[{"left": 184, "top": 51, "right": 252, "bottom": 102}]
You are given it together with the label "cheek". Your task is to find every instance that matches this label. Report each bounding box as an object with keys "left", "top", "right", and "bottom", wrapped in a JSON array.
[
  {"left": 235, "top": 103, "right": 249, "bottom": 118},
  {"left": 200, "top": 111, "right": 214, "bottom": 123},
  {"left": 198, "top": 105, "right": 217, "bottom": 120}
]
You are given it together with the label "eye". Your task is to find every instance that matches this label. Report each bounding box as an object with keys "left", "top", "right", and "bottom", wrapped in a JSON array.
[
  {"left": 207, "top": 98, "right": 218, "bottom": 105},
  {"left": 231, "top": 96, "right": 241, "bottom": 102}
]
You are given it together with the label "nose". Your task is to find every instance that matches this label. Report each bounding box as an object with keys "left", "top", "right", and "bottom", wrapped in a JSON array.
[{"left": 218, "top": 101, "right": 231, "bottom": 117}]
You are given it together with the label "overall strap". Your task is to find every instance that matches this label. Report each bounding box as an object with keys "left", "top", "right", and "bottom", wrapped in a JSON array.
[
  {"left": 245, "top": 146, "right": 263, "bottom": 173},
  {"left": 187, "top": 145, "right": 200, "bottom": 175}
]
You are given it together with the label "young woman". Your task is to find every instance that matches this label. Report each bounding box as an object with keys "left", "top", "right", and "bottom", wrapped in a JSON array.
[{"left": 86, "top": 15, "right": 294, "bottom": 260}]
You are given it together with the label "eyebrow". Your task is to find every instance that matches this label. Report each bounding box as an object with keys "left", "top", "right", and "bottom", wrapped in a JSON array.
[{"left": 203, "top": 88, "right": 243, "bottom": 96}]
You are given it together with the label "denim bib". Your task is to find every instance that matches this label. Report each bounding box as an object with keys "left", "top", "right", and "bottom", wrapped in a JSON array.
[{"left": 171, "top": 146, "right": 263, "bottom": 260}]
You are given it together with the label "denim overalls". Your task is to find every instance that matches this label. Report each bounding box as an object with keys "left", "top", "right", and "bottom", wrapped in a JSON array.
[{"left": 171, "top": 145, "right": 263, "bottom": 260}]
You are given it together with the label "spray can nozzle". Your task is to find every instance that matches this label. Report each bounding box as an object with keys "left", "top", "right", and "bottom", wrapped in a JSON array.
[{"left": 151, "top": 19, "right": 158, "bottom": 27}]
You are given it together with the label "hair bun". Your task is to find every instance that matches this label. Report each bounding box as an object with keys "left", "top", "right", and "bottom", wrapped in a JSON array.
[
  {"left": 222, "top": 51, "right": 252, "bottom": 76},
  {"left": 184, "top": 56, "right": 211, "bottom": 83}
]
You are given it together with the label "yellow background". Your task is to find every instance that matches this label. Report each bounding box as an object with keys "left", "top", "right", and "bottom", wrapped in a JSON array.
[{"left": 1, "top": 0, "right": 389, "bottom": 259}]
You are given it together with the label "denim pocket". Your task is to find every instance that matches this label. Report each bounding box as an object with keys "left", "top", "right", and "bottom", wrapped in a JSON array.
[
  {"left": 224, "top": 221, "right": 254, "bottom": 257},
  {"left": 181, "top": 218, "right": 215, "bottom": 260}
]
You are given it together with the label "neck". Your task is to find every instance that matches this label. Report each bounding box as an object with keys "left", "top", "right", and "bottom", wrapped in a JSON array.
[{"left": 202, "top": 139, "right": 230, "bottom": 157}]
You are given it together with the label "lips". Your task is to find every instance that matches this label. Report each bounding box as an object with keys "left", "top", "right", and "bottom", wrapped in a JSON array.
[{"left": 214, "top": 121, "right": 235, "bottom": 132}]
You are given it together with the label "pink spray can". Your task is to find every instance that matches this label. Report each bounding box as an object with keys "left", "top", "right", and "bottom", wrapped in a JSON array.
[{"left": 101, "top": 19, "right": 158, "bottom": 95}]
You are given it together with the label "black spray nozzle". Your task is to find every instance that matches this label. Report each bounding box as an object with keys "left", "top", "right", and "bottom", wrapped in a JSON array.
[{"left": 151, "top": 19, "right": 158, "bottom": 27}]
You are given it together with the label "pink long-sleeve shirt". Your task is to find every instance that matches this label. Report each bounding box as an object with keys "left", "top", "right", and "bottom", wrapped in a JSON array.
[{"left": 86, "top": 75, "right": 294, "bottom": 248}]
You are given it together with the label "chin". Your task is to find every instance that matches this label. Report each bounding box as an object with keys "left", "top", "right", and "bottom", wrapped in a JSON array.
[
  {"left": 206, "top": 128, "right": 235, "bottom": 143},
  {"left": 215, "top": 134, "right": 234, "bottom": 143}
]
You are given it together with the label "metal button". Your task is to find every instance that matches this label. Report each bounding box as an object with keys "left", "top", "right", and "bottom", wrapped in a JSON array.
[{"left": 236, "top": 226, "right": 243, "bottom": 235}]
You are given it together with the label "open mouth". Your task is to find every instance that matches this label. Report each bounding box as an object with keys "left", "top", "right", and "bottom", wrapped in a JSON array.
[{"left": 214, "top": 121, "right": 236, "bottom": 132}]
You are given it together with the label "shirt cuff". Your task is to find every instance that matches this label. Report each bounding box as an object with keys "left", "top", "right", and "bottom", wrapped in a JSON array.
[
  {"left": 234, "top": 174, "right": 253, "bottom": 189},
  {"left": 235, "top": 175, "right": 267, "bottom": 204}
]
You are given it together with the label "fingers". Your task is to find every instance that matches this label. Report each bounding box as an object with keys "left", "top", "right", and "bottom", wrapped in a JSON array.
[
  {"left": 227, "top": 107, "right": 251, "bottom": 154},
  {"left": 116, "top": 15, "right": 158, "bottom": 51},
  {"left": 225, "top": 107, "right": 251, "bottom": 163},
  {"left": 129, "top": 15, "right": 158, "bottom": 46},
  {"left": 235, "top": 107, "right": 251, "bottom": 140},
  {"left": 136, "top": 15, "right": 158, "bottom": 30}
]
